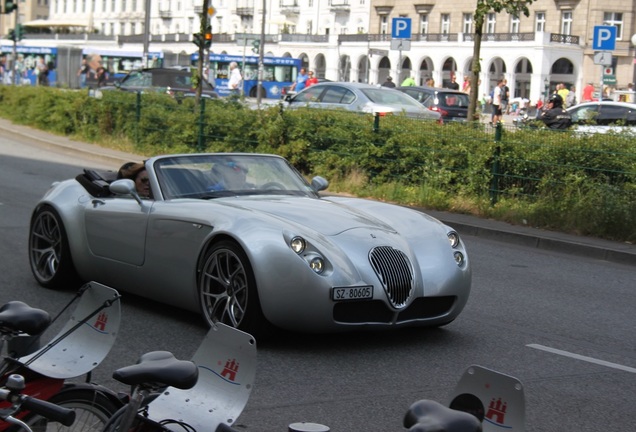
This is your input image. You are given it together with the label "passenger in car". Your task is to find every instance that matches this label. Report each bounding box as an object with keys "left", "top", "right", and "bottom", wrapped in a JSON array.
[
  {"left": 208, "top": 161, "right": 249, "bottom": 191},
  {"left": 117, "top": 162, "right": 151, "bottom": 198}
]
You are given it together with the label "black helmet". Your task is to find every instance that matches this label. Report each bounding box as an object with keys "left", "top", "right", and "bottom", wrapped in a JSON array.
[{"left": 549, "top": 93, "right": 563, "bottom": 108}]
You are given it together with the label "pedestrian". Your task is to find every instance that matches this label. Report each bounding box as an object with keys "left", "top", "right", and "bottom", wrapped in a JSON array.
[
  {"left": 77, "top": 58, "right": 89, "bottom": 89},
  {"left": 228, "top": 61, "right": 242, "bottom": 95},
  {"left": 582, "top": 82, "right": 595, "bottom": 102},
  {"left": 36, "top": 57, "right": 49, "bottom": 86},
  {"left": 305, "top": 70, "right": 319, "bottom": 87},
  {"left": 626, "top": 83, "right": 634, "bottom": 103},
  {"left": 425, "top": 77, "right": 435, "bottom": 87},
  {"left": 95, "top": 66, "right": 107, "bottom": 87},
  {"left": 491, "top": 79, "right": 503, "bottom": 124},
  {"left": 401, "top": 75, "right": 416, "bottom": 86},
  {"left": 500, "top": 79, "right": 509, "bottom": 114},
  {"left": 447, "top": 74, "right": 459, "bottom": 90},
  {"left": 381, "top": 76, "right": 396, "bottom": 88},
  {"left": 566, "top": 85, "right": 576, "bottom": 107},
  {"left": 290, "top": 67, "right": 308, "bottom": 92},
  {"left": 557, "top": 83, "right": 570, "bottom": 107}
]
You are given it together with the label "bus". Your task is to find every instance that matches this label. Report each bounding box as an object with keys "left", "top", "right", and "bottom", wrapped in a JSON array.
[
  {"left": 192, "top": 53, "right": 301, "bottom": 99},
  {"left": 0, "top": 45, "right": 58, "bottom": 86},
  {"left": 82, "top": 48, "right": 165, "bottom": 86}
]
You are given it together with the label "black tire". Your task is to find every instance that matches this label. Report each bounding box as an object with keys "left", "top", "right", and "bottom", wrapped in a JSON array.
[
  {"left": 198, "top": 240, "right": 269, "bottom": 335},
  {"left": 25, "top": 387, "right": 121, "bottom": 432},
  {"left": 28, "top": 205, "right": 79, "bottom": 289}
]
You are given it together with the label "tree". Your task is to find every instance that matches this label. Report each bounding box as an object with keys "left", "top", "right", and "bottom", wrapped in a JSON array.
[{"left": 467, "top": 0, "right": 536, "bottom": 121}]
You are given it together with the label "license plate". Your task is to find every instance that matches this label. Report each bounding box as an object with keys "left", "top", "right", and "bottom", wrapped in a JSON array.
[{"left": 331, "top": 286, "right": 373, "bottom": 301}]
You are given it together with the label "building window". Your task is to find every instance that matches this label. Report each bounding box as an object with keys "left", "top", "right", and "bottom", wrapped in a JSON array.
[
  {"left": 463, "top": 13, "right": 472, "bottom": 34},
  {"left": 510, "top": 15, "right": 520, "bottom": 33},
  {"left": 561, "top": 10, "right": 572, "bottom": 35},
  {"left": 603, "top": 12, "right": 623, "bottom": 40},
  {"left": 419, "top": 14, "right": 428, "bottom": 34},
  {"left": 486, "top": 13, "right": 496, "bottom": 33},
  {"left": 132, "top": 0, "right": 137, "bottom": 11},
  {"left": 441, "top": 14, "right": 450, "bottom": 34},
  {"left": 380, "top": 15, "right": 387, "bottom": 35},
  {"left": 535, "top": 12, "right": 545, "bottom": 32},
  {"left": 308, "top": 0, "right": 312, "bottom": 6},
  {"left": 110, "top": 22, "right": 115, "bottom": 35}
]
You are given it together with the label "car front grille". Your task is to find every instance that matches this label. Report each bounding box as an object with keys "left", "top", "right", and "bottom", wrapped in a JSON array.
[{"left": 369, "top": 246, "right": 413, "bottom": 308}]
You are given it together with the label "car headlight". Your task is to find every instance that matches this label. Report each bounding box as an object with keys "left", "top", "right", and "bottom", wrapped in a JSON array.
[
  {"left": 290, "top": 236, "right": 306, "bottom": 254},
  {"left": 309, "top": 257, "right": 325, "bottom": 274},
  {"left": 454, "top": 251, "right": 465, "bottom": 266},
  {"left": 447, "top": 231, "right": 460, "bottom": 248}
]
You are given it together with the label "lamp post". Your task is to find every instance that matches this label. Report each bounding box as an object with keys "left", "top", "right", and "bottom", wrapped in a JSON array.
[{"left": 544, "top": 77, "right": 549, "bottom": 101}]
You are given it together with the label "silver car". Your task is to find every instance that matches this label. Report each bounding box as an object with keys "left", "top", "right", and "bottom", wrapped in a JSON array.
[
  {"left": 29, "top": 153, "right": 470, "bottom": 335},
  {"left": 283, "top": 82, "right": 443, "bottom": 122},
  {"left": 567, "top": 101, "right": 636, "bottom": 134}
]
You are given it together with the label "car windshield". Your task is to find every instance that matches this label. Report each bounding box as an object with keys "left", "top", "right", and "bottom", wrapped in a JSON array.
[
  {"left": 438, "top": 92, "right": 470, "bottom": 108},
  {"left": 361, "top": 88, "right": 424, "bottom": 109},
  {"left": 153, "top": 154, "right": 317, "bottom": 199}
]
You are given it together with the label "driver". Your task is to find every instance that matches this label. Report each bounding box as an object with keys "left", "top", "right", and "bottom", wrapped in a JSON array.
[
  {"left": 208, "top": 160, "right": 249, "bottom": 191},
  {"left": 117, "top": 162, "right": 151, "bottom": 198},
  {"left": 540, "top": 94, "right": 572, "bottom": 129}
]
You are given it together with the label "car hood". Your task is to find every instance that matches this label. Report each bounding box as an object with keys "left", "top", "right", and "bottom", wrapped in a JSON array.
[{"left": 219, "top": 196, "right": 397, "bottom": 236}]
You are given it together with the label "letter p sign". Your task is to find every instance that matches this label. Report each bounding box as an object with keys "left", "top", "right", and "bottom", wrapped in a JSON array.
[
  {"left": 392, "top": 18, "right": 412, "bottom": 39},
  {"left": 593, "top": 25, "right": 616, "bottom": 51}
]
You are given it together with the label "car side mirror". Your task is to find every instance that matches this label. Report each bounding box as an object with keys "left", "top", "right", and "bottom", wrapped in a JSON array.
[
  {"left": 110, "top": 179, "right": 144, "bottom": 205},
  {"left": 311, "top": 176, "right": 329, "bottom": 192}
]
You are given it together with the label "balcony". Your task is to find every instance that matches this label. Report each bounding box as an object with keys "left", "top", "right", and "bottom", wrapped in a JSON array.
[
  {"left": 463, "top": 32, "right": 534, "bottom": 42},
  {"left": 193, "top": 5, "right": 203, "bottom": 13},
  {"left": 329, "top": 0, "right": 350, "bottom": 13},
  {"left": 413, "top": 33, "right": 458, "bottom": 42},
  {"left": 281, "top": 34, "right": 329, "bottom": 43},
  {"left": 550, "top": 33, "right": 579, "bottom": 45},
  {"left": 236, "top": 7, "right": 254, "bottom": 16},
  {"left": 280, "top": 0, "right": 299, "bottom": 15},
  {"left": 159, "top": 10, "right": 172, "bottom": 18}
]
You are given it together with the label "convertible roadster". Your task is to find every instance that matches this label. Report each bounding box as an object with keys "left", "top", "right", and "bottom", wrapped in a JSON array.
[{"left": 29, "top": 153, "right": 471, "bottom": 334}]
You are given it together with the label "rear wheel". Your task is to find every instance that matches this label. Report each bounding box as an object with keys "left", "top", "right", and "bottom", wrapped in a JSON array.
[
  {"left": 28, "top": 205, "right": 78, "bottom": 289},
  {"left": 26, "top": 387, "right": 120, "bottom": 432},
  {"left": 198, "top": 241, "right": 268, "bottom": 335}
]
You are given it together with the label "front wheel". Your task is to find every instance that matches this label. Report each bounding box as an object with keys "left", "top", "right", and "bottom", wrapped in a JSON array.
[
  {"left": 198, "top": 240, "right": 269, "bottom": 336},
  {"left": 25, "top": 387, "right": 121, "bottom": 432}
]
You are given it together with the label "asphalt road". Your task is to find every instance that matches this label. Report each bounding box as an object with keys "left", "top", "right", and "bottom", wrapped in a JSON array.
[{"left": 1, "top": 132, "right": 636, "bottom": 431}]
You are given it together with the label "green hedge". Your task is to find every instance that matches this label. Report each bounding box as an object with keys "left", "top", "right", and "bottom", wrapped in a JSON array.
[{"left": 1, "top": 86, "right": 634, "bottom": 243}]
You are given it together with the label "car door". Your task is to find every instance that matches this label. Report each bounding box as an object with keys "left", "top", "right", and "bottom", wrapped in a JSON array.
[
  {"left": 315, "top": 85, "right": 357, "bottom": 110},
  {"left": 84, "top": 197, "right": 151, "bottom": 266}
]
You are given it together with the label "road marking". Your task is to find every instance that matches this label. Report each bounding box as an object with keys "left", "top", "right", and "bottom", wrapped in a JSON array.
[{"left": 527, "top": 344, "right": 636, "bottom": 373}]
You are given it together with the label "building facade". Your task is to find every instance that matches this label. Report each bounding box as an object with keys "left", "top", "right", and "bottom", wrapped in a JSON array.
[{"left": 3, "top": 0, "right": 636, "bottom": 103}]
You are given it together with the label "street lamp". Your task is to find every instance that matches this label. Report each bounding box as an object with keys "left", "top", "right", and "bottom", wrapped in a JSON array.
[{"left": 544, "top": 77, "right": 550, "bottom": 101}]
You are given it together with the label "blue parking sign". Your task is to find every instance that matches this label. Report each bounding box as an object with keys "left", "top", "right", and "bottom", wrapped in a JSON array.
[
  {"left": 392, "top": 18, "right": 412, "bottom": 39},
  {"left": 593, "top": 26, "right": 616, "bottom": 51}
]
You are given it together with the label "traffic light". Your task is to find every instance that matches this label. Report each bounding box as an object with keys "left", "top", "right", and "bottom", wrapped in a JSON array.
[
  {"left": 203, "top": 26, "right": 212, "bottom": 49},
  {"left": 4, "top": 0, "right": 17, "bottom": 13},
  {"left": 7, "top": 28, "right": 15, "bottom": 42},
  {"left": 193, "top": 33, "right": 203, "bottom": 48},
  {"left": 15, "top": 23, "right": 24, "bottom": 41},
  {"left": 251, "top": 39, "right": 260, "bottom": 54}
]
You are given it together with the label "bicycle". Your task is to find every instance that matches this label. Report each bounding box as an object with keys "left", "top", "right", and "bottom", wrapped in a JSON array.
[
  {"left": 1, "top": 373, "right": 75, "bottom": 432},
  {"left": 100, "top": 322, "right": 257, "bottom": 432},
  {"left": 0, "top": 282, "right": 124, "bottom": 432}
]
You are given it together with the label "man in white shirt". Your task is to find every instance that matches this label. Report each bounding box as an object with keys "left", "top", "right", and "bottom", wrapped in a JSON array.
[
  {"left": 492, "top": 79, "right": 503, "bottom": 124},
  {"left": 228, "top": 62, "right": 242, "bottom": 95}
]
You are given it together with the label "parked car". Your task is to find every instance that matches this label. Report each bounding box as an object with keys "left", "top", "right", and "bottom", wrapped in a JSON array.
[
  {"left": 100, "top": 68, "right": 218, "bottom": 99},
  {"left": 566, "top": 101, "right": 636, "bottom": 133},
  {"left": 283, "top": 82, "right": 442, "bottom": 122},
  {"left": 29, "top": 153, "right": 470, "bottom": 335},
  {"left": 397, "top": 86, "right": 469, "bottom": 122}
]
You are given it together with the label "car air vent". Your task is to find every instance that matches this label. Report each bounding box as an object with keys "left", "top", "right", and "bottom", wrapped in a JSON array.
[{"left": 369, "top": 246, "right": 414, "bottom": 308}]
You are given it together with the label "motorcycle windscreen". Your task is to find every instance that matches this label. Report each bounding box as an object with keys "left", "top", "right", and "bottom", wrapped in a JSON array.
[
  {"left": 448, "top": 365, "right": 526, "bottom": 432},
  {"left": 146, "top": 323, "right": 257, "bottom": 431},
  {"left": 18, "top": 282, "right": 121, "bottom": 379}
]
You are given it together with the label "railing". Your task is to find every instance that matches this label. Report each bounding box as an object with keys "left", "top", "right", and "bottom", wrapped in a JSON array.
[
  {"left": 550, "top": 33, "right": 580, "bottom": 45},
  {"left": 463, "top": 32, "right": 535, "bottom": 42},
  {"left": 281, "top": 34, "right": 329, "bottom": 43},
  {"left": 159, "top": 10, "right": 172, "bottom": 18},
  {"left": 413, "top": 33, "right": 458, "bottom": 42},
  {"left": 235, "top": 7, "right": 254, "bottom": 16}
]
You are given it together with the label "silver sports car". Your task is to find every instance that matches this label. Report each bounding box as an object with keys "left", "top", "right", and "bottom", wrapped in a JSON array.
[{"left": 29, "top": 153, "right": 471, "bottom": 334}]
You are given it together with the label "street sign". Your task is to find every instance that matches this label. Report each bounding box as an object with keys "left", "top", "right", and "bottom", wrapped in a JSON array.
[
  {"left": 603, "top": 66, "right": 616, "bottom": 85},
  {"left": 592, "top": 25, "right": 616, "bottom": 51},
  {"left": 390, "top": 39, "right": 410, "bottom": 51},
  {"left": 369, "top": 49, "right": 389, "bottom": 57},
  {"left": 603, "top": 67, "right": 613, "bottom": 76},
  {"left": 391, "top": 18, "right": 411, "bottom": 39},
  {"left": 207, "top": 6, "right": 216, "bottom": 18},
  {"left": 593, "top": 51, "right": 612, "bottom": 66}
]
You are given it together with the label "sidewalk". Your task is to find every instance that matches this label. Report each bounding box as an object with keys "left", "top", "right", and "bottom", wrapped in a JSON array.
[{"left": 2, "top": 117, "right": 635, "bottom": 266}]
